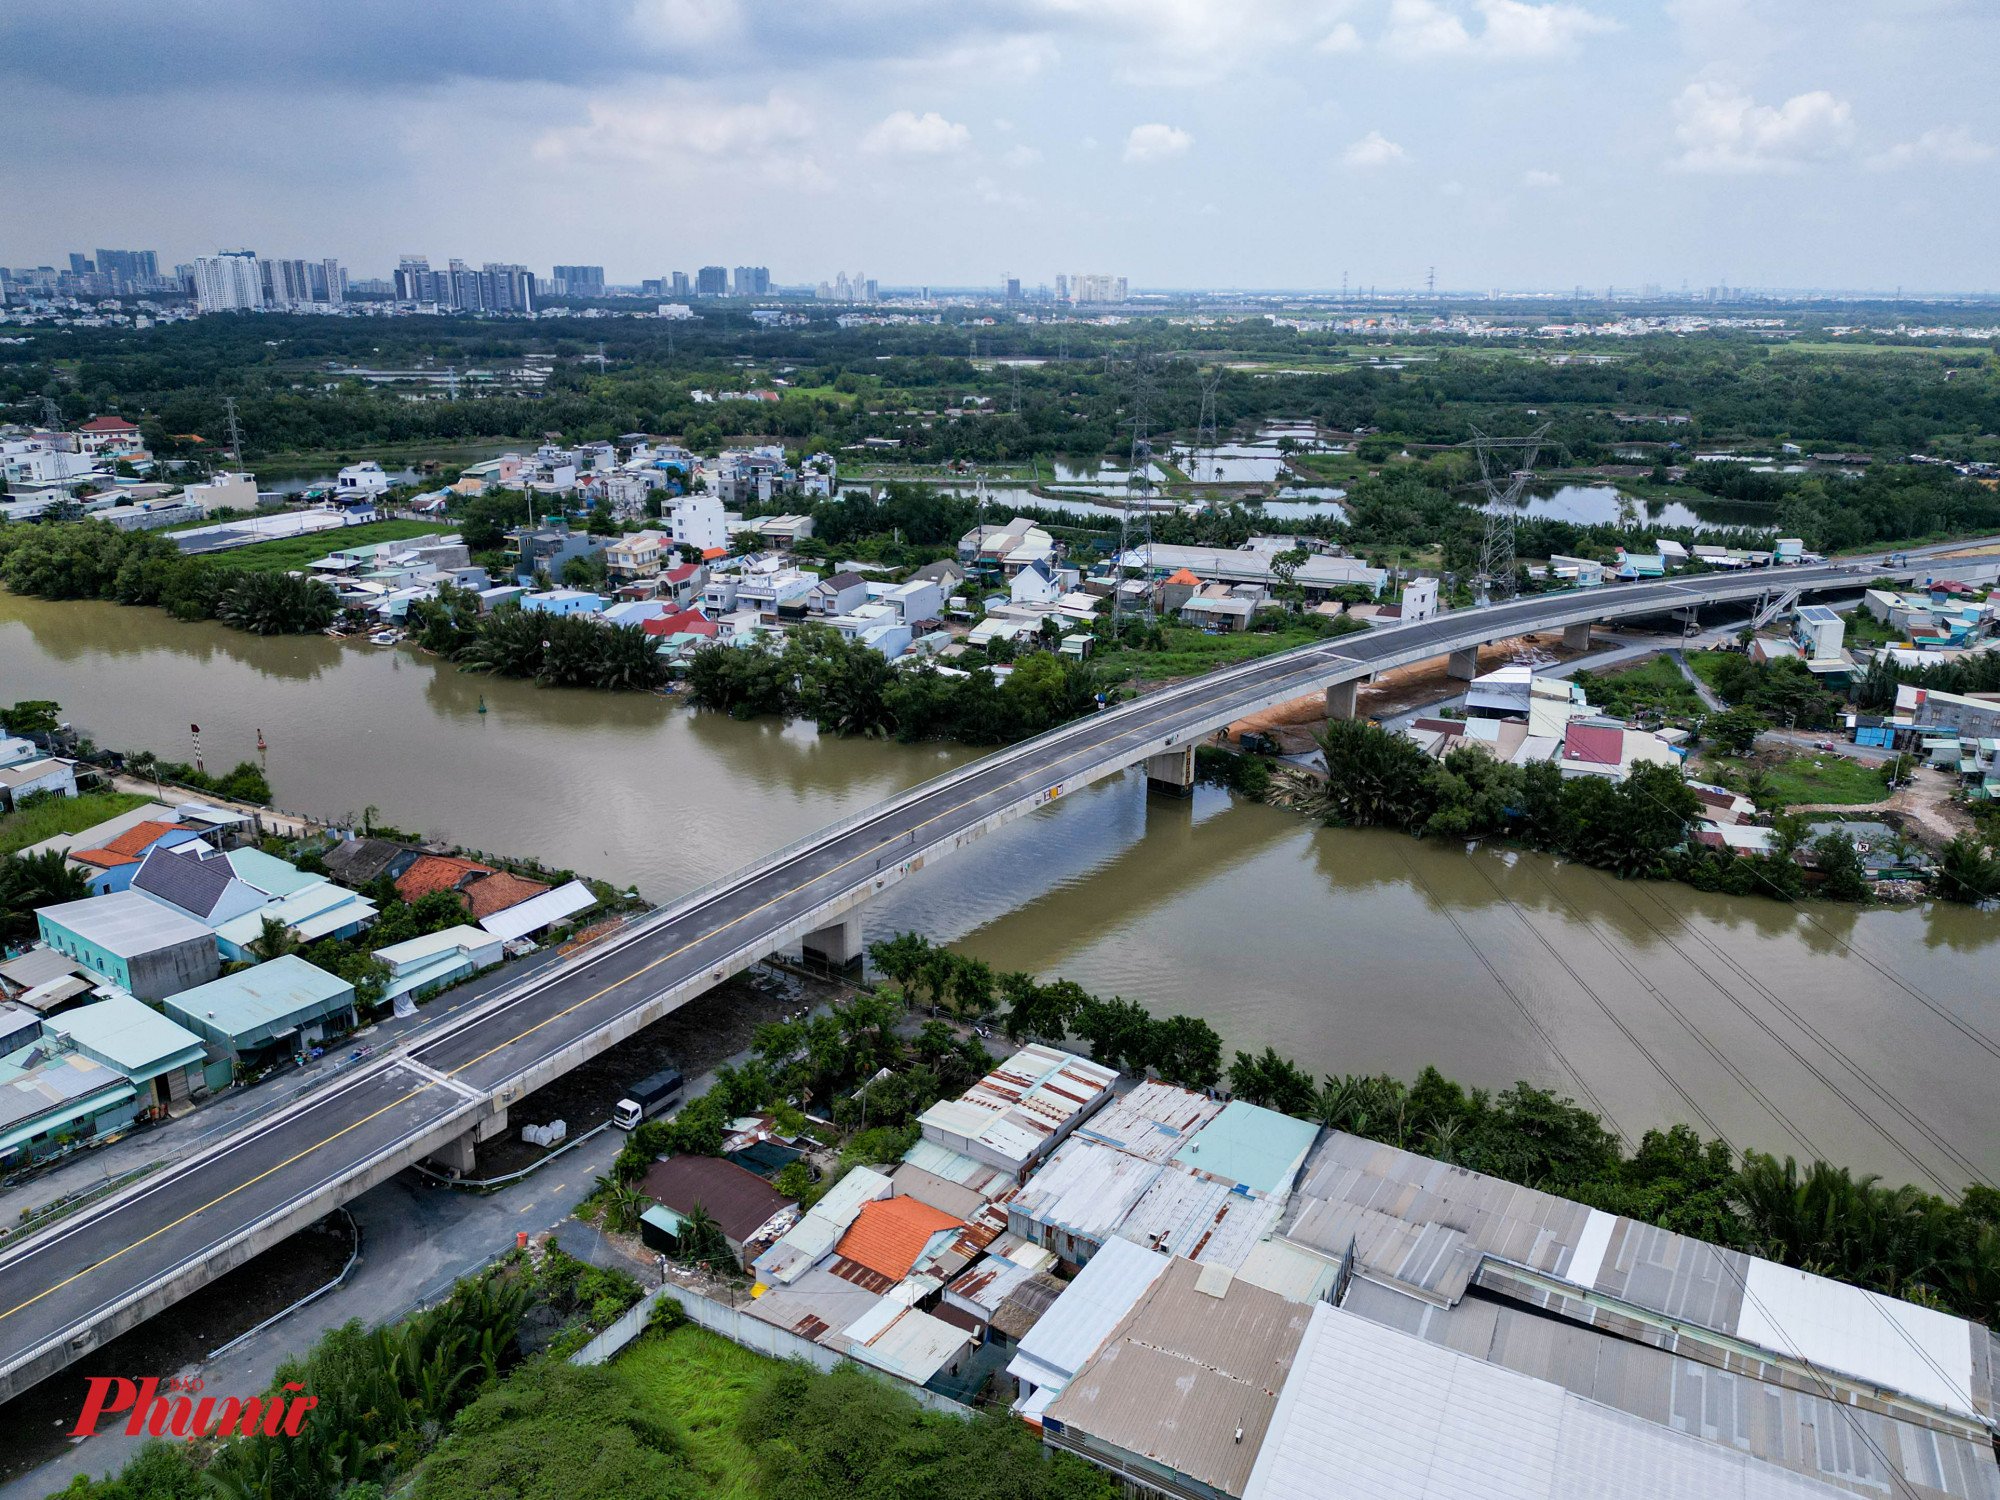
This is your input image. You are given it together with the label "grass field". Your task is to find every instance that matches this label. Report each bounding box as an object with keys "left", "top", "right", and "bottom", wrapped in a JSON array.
[
  {"left": 0, "top": 790, "right": 151, "bottom": 855},
  {"left": 615, "top": 1326, "right": 766, "bottom": 1500},
  {"left": 215, "top": 520, "right": 455, "bottom": 574},
  {"left": 1579, "top": 655, "right": 1704, "bottom": 718},
  {"left": 1706, "top": 753, "right": 1888, "bottom": 807},
  {"left": 1096, "top": 624, "right": 1347, "bottom": 683}
]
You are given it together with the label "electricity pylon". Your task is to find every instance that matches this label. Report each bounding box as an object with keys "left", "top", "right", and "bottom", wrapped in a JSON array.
[{"left": 1468, "top": 423, "right": 1550, "bottom": 602}]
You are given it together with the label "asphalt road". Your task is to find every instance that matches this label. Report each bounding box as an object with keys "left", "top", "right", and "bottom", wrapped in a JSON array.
[{"left": 0, "top": 551, "right": 1966, "bottom": 1397}]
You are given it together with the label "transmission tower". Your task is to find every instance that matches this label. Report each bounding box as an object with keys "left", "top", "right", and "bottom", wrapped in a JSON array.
[
  {"left": 222, "top": 395, "right": 246, "bottom": 471},
  {"left": 1193, "top": 366, "right": 1222, "bottom": 485},
  {"left": 1112, "top": 356, "right": 1157, "bottom": 629},
  {"left": 41, "top": 396, "right": 63, "bottom": 431},
  {"left": 1468, "top": 422, "right": 1550, "bottom": 603}
]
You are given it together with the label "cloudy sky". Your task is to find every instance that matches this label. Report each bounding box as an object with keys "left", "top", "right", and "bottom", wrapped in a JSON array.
[{"left": 2, "top": 0, "right": 1994, "bottom": 292}]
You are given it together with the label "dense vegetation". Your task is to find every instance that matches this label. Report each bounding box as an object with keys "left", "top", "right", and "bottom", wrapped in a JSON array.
[
  {"left": 686, "top": 622, "right": 1102, "bottom": 743},
  {"left": 0, "top": 520, "right": 338, "bottom": 634}
]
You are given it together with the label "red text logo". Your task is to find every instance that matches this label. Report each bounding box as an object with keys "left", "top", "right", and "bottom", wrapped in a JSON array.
[{"left": 70, "top": 1377, "right": 318, "bottom": 1439}]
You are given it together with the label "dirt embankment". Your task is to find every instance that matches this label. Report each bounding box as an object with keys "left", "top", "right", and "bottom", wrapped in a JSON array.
[{"left": 1224, "top": 633, "right": 1623, "bottom": 752}]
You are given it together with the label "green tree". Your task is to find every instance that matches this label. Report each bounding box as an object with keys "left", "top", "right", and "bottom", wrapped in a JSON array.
[
  {"left": 1933, "top": 834, "right": 2000, "bottom": 904},
  {"left": 0, "top": 699, "right": 61, "bottom": 739},
  {"left": 1705, "top": 706, "right": 1769, "bottom": 757},
  {"left": 1810, "top": 830, "right": 1870, "bottom": 902},
  {"left": 216, "top": 570, "right": 339, "bottom": 635},
  {"left": 0, "top": 849, "right": 92, "bottom": 944},
  {"left": 248, "top": 914, "right": 301, "bottom": 962}
]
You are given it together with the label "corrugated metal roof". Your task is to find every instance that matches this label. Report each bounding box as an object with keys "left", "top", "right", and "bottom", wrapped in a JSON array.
[
  {"left": 1234, "top": 1239, "right": 1340, "bottom": 1305},
  {"left": 1286, "top": 1132, "right": 1995, "bottom": 1427},
  {"left": 752, "top": 1166, "right": 894, "bottom": 1285},
  {"left": 1009, "top": 1236, "right": 1168, "bottom": 1393},
  {"left": 1242, "top": 1303, "right": 1859, "bottom": 1500},
  {"left": 477, "top": 879, "right": 595, "bottom": 941},
  {"left": 1172, "top": 1101, "right": 1320, "bottom": 1196},
  {"left": 46, "top": 995, "right": 205, "bottom": 1077},
  {"left": 1115, "top": 1164, "right": 1285, "bottom": 1270},
  {"left": 37, "top": 890, "right": 213, "bottom": 957},
  {"left": 161, "top": 954, "right": 354, "bottom": 1049},
  {"left": 1008, "top": 1138, "right": 1163, "bottom": 1248},
  {"left": 992, "top": 1270, "right": 1065, "bottom": 1342},
  {"left": 1044, "top": 1256, "right": 1311, "bottom": 1499},
  {"left": 842, "top": 1302, "right": 974, "bottom": 1386},
  {"left": 916, "top": 1045, "right": 1117, "bottom": 1172},
  {"left": 1339, "top": 1276, "right": 1999, "bottom": 1500},
  {"left": 1074, "top": 1079, "right": 1224, "bottom": 1163},
  {"left": 945, "top": 1254, "right": 1040, "bottom": 1315}
]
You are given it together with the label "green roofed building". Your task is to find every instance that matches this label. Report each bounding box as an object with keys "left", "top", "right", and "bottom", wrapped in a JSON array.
[
  {"left": 1171, "top": 1100, "right": 1321, "bottom": 1197},
  {"left": 162, "top": 954, "right": 356, "bottom": 1068}
]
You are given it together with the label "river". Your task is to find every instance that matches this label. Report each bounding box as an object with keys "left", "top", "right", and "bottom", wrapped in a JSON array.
[{"left": 4, "top": 594, "right": 1995, "bottom": 1192}]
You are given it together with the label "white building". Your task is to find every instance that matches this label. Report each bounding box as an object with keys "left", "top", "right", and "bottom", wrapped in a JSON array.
[
  {"left": 1398, "top": 576, "right": 1439, "bottom": 623},
  {"left": 335, "top": 462, "right": 390, "bottom": 501},
  {"left": 670, "top": 493, "right": 729, "bottom": 554},
  {"left": 180, "top": 472, "right": 259, "bottom": 516},
  {"left": 193, "top": 253, "right": 266, "bottom": 312}
]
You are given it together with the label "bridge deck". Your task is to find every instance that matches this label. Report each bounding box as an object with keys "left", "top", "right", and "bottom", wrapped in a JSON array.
[{"left": 0, "top": 561, "right": 1894, "bottom": 1399}]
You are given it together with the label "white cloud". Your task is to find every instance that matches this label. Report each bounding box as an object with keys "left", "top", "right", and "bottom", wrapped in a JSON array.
[
  {"left": 1865, "top": 125, "right": 1994, "bottom": 171},
  {"left": 1670, "top": 82, "right": 1854, "bottom": 173},
  {"left": 1124, "top": 122, "right": 1193, "bottom": 162},
  {"left": 1343, "top": 130, "right": 1409, "bottom": 168},
  {"left": 861, "top": 109, "right": 969, "bottom": 155},
  {"left": 1383, "top": 0, "right": 1614, "bottom": 60},
  {"left": 1523, "top": 167, "right": 1564, "bottom": 188},
  {"left": 532, "top": 90, "right": 828, "bottom": 186},
  {"left": 1317, "top": 21, "right": 1363, "bottom": 53},
  {"left": 1004, "top": 143, "right": 1044, "bottom": 169}
]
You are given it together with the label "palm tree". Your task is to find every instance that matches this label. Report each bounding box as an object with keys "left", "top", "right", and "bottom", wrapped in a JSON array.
[
  {"left": 248, "top": 915, "right": 301, "bottom": 962},
  {"left": 217, "top": 571, "right": 338, "bottom": 635},
  {"left": 675, "top": 1202, "right": 729, "bottom": 1267},
  {"left": 603, "top": 1183, "right": 647, "bottom": 1234}
]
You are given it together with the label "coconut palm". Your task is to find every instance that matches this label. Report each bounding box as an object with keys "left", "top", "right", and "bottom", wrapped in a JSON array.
[{"left": 248, "top": 915, "right": 301, "bottom": 962}]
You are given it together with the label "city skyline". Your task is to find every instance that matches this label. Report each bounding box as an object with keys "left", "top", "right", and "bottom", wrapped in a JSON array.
[{"left": 1, "top": 2, "right": 1996, "bottom": 293}]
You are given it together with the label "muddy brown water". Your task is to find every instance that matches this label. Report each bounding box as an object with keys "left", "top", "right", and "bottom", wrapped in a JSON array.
[{"left": 5, "top": 594, "right": 1996, "bottom": 1192}]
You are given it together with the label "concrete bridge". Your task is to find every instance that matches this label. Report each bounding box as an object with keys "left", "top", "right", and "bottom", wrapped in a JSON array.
[{"left": 0, "top": 550, "right": 1966, "bottom": 1403}]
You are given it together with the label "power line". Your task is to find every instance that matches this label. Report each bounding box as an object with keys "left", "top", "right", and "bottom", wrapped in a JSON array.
[{"left": 1467, "top": 423, "right": 1549, "bottom": 603}]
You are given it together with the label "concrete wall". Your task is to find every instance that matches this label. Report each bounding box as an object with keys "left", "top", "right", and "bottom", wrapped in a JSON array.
[{"left": 128, "top": 935, "right": 222, "bottom": 1003}]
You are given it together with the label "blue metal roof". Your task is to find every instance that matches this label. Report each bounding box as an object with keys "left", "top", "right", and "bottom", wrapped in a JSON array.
[{"left": 1172, "top": 1101, "right": 1321, "bottom": 1197}]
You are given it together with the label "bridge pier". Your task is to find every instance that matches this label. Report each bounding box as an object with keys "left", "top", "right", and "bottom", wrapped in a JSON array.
[
  {"left": 1446, "top": 646, "right": 1481, "bottom": 681},
  {"left": 1144, "top": 746, "right": 1196, "bottom": 797},
  {"left": 802, "top": 913, "right": 865, "bottom": 969},
  {"left": 1325, "top": 679, "right": 1360, "bottom": 720},
  {"left": 1562, "top": 622, "right": 1593, "bottom": 651},
  {"left": 425, "top": 1129, "right": 477, "bottom": 1176}
]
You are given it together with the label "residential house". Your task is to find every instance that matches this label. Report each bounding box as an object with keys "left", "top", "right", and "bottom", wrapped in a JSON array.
[
  {"left": 657, "top": 561, "right": 703, "bottom": 608},
  {"left": 749, "top": 513, "right": 815, "bottom": 549},
  {"left": 74, "top": 415, "right": 144, "bottom": 456},
  {"left": 639, "top": 1154, "right": 796, "bottom": 1269},
  {"left": 1153, "top": 567, "right": 1203, "bottom": 614},
  {"left": 372, "top": 925, "right": 503, "bottom": 1011},
  {"left": 807, "top": 571, "right": 869, "bottom": 616},
  {"left": 599, "top": 599, "right": 668, "bottom": 628},
  {"left": 668, "top": 493, "right": 729, "bottom": 554},
  {"left": 394, "top": 854, "right": 548, "bottom": 924},
  {"left": 603, "top": 529, "right": 669, "bottom": 583},
  {"left": 916, "top": 1045, "right": 1118, "bottom": 1177},
  {"left": 880, "top": 578, "right": 942, "bottom": 625},
  {"left": 211, "top": 881, "right": 378, "bottom": 962},
  {"left": 1397, "top": 576, "right": 1439, "bottom": 622},
  {"left": 0, "top": 756, "right": 76, "bottom": 812},
  {"left": 473, "top": 879, "right": 596, "bottom": 943},
  {"left": 162, "top": 955, "right": 357, "bottom": 1068},
  {"left": 506, "top": 519, "right": 604, "bottom": 585},
  {"left": 128, "top": 846, "right": 270, "bottom": 930},
  {"left": 1547, "top": 553, "right": 1605, "bottom": 587},
  {"left": 1010, "top": 560, "right": 1064, "bottom": 607},
  {"left": 1181, "top": 586, "right": 1257, "bottom": 633},
  {"left": 520, "top": 588, "right": 602, "bottom": 616},
  {"left": 321, "top": 837, "right": 423, "bottom": 890},
  {"left": 1007, "top": 1235, "right": 1169, "bottom": 1423},
  {"left": 44, "top": 995, "right": 210, "bottom": 1113},
  {"left": 1557, "top": 717, "right": 1682, "bottom": 781}
]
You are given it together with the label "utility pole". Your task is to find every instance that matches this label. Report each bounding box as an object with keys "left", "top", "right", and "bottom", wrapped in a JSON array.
[
  {"left": 1467, "top": 423, "right": 1550, "bottom": 604},
  {"left": 223, "top": 395, "right": 245, "bottom": 472},
  {"left": 1112, "top": 355, "right": 1156, "bottom": 631}
]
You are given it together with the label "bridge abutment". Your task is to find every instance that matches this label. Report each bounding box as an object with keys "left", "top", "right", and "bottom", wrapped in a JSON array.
[
  {"left": 1446, "top": 646, "right": 1482, "bottom": 680},
  {"left": 1326, "top": 679, "right": 1360, "bottom": 720},
  {"left": 1144, "top": 745, "right": 1196, "bottom": 797},
  {"left": 1562, "top": 622, "right": 1593, "bottom": 651}
]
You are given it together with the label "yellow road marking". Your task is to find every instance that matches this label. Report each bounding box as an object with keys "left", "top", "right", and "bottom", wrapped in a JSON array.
[
  {"left": 0, "top": 646, "right": 1338, "bottom": 1330},
  {"left": 0, "top": 1082, "right": 438, "bottom": 1327}
]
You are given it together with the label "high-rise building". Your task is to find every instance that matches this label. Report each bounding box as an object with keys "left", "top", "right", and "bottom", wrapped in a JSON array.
[
  {"left": 671, "top": 271, "right": 691, "bottom": 298},
  {"left": 1005, "top": 277, "right": 1021, "bottom": 302},
  {"left": 194, "top": 252, "right": 266, "bottom": 312},
  {"left": 696, "top": 266, "right": 728, "bottom": 297},
  {"left": 551, "top": 265, "right": 605, "bottom": 296},
  {"left": 394, "top": 257, "right": 529, "bottom": 312},
  {"left": 731, "top": 266, "right": 770, "bottom": 297},
  {"left": 1064, "top": 273, "right": 1127, "bottom": 304},
  {"left": 93, "top": 250, "right": 159, "bottom": 285},
  {"left": 68, "top": 253, "right": 94, "bottom": 276}
]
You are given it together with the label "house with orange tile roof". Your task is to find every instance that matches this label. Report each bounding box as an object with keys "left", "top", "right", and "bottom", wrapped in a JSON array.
[
  {"left": 828, "top": 1194, "right": 966, "bottom": 1292},
  {"left": 461, "top": 870, "right": 549, "bottom": 921},
  {"left": 72, "top": 822, "right": 205, "bottom": 894},
  {"left": 394, "top": 854, "right": 549, "bottom": 921}
]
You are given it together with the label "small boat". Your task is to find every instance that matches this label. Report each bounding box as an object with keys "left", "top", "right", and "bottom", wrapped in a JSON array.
[{"left": 369, "top": 629, "right": 403, "bottom": 646}]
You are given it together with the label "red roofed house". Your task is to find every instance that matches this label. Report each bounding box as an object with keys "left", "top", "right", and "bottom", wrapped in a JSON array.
[
  {"left": 1154, "top": 567, "right": 1204, "bottom": 614},
  {"left": 72, "top": 822, "right": 203, "bottom": 893},
  {"left": 393, "top": 854, "right": 548, "bottom": 921},
  {"left": 640, "top": 608, "right": 719, "bottom": 640},
  {"left": 76, "top": 415, "right": 144, "bottom": 456},
  {"left": 1559, "top": 719, "right": 1681, "bottom": 783},
  {"left": 828, "top": 1194, "right": 965, "bottom": 1292},
  {"left": 640, "top": 1154, "right": 795, "bottom": 1269}
]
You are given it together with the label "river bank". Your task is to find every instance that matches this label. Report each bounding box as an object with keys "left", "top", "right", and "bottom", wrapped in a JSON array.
[{"left": 2, "top": 591, "right": 1995, "bottom": 1189}]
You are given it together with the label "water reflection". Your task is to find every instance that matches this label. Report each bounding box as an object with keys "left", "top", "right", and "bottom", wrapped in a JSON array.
[{"left": 5, "top": 593, "right": 1995, "bottom": 1187}]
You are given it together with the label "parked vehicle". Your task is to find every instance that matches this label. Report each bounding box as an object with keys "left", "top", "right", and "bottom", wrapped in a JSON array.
[{"left": 612, "top": 1067, "right": 684, "bottom": 1130}]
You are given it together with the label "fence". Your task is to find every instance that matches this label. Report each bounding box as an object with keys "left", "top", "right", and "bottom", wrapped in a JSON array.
[{"left": 571, "top": 1281, "right": 975, "bottom": 1420}]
